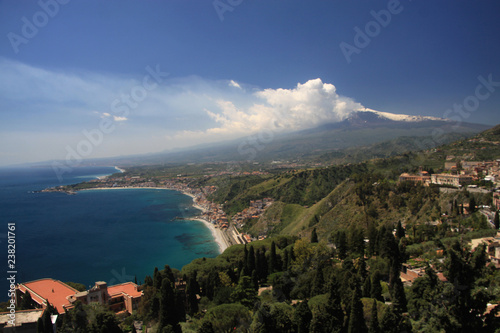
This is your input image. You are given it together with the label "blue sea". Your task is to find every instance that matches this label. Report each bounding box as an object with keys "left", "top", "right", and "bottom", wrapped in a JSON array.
[{"left": 0, "top": 166, "right": 219, "bottom": 299}]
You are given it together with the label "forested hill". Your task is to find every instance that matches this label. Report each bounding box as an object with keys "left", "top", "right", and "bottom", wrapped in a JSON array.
[{"left": 202, "top": 123, "right": 500, "bottom": 240}]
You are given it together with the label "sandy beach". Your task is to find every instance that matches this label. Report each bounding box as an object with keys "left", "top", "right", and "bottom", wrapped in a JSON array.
[{"left": 181, "top": 191, "right": 230, "bottom": 253}]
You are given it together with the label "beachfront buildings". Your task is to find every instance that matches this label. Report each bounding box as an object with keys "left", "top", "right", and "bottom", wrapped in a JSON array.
[{"left": 15, "top": 278, "right": 142, "bottom": 315}]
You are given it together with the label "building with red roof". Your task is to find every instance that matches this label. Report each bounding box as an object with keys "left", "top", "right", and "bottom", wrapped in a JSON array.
[
  {"left": 16, "top": 279, "right": 143, "bottom": 315},
  {"left": 17, "top": 278, "right": 79, "bottom": 314}
]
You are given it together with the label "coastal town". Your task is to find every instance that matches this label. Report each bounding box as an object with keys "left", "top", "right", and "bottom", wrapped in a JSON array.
[{"left": 40, "top": 168, "right": 274, "bottom": 252}]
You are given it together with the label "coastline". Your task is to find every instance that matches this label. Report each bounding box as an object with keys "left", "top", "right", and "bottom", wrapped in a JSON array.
[{"left": 81, "top": 186, "right": 229, "bottom": 253}]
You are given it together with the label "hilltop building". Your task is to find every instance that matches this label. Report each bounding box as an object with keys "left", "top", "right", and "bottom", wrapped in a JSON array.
[
  {"left": 15, "top": 278, "right": 142, "bottom": 315},
  {"left": 430, "top": 174, "right": 474, "bottom": 187},
  {"left": 399, "top": 172, "right": 431, "bottom": 185}
]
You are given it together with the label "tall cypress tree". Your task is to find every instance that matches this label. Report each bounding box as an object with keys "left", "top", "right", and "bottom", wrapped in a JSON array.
[
  {"left": 327, "top": 273, "right": 345, "bottom": 332},
  {"left": 369, "top": 299, "right": 379, "bottom": 333},
  {"left": 348, "top": 284, "right": 367, "bottom": 333},
  {"left": 311, "top": 227, "right": 318, "bottom": 243},
  {"left": 293, "top": 301, "right": 312, "bottom": 333},
  {"left": 269, "top": 241, "right": 278, "bottom": 273},
  {"left": 20, "top": 290, "right": 33, "bottom": 310},
  {"left": 153, "top": 267, "right": 162, "bottom": 290},
  {"left": 247, "top": 245, "right": 256, "bottom": 275},
  {"left": 311, "top": 264, "right": 324, "bottom": 296},
  {"left": 282, "top": 249, "right": 289, "bottom": 271},
  {"left": 469, "top": 196, "right": 477, "bottom": 213},
  {"left": 159, "top": 279, "right": 180, "bottom": 332},
  {"left": 389, "top": 265, "right": 407, "bottom": 314},
  {"left": 362, "top": 275, "right": 371, "bottom": 298},
  {"left": 336, "top": 230, "right": 348, "bottom": 260},
  {"left": 395, "top": 221, "right": 405, "bottom": 240},
  {"left": 494, "top": 210, "right": 499, "bottom": 229},
  {"left": 186, "top": 272, "right": 199, "bottom": 315},
  {"left": 242, "top": 245, "right": 249, "bottom": 275},
  {"left": 163, "top": 265, "right": 175, "bottom": 283},
  {"left": 370, "top": 271, "right": 383, "bottom": 302}
]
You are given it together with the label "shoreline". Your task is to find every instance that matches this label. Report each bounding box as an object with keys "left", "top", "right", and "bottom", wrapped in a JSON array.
[{"left": 80, "top": 186, "right": 229, "bottom": 253}]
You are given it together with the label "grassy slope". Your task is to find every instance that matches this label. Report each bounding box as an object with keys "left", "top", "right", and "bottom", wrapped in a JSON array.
[{"left": 223, "top": 124, "right": 500, "bottom": 240}]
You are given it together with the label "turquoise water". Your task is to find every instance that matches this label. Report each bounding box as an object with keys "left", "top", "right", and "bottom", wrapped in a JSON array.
[{"left": 0, "top": 166, "right": 219, "bottom": 296}]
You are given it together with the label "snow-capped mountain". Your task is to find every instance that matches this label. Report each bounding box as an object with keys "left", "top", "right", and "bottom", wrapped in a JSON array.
[{"left": 358, "top": 108, "right": 447, "bottom": 122}]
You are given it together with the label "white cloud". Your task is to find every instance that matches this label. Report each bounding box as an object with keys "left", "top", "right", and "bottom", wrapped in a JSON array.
[
  {"left": 171, "top": 78, "right": 364, "bottom": 144},
  {"left": 113, "top": 116, "right": 128, "bottom": 122},
  {"left": 229, "top": 80, "right": 242, "bottom": 89}
]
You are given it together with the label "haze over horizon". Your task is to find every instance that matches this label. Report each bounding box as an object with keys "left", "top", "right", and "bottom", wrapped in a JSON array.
[{"left": 1, "top": 1, "right": 500, "bottom": 166}]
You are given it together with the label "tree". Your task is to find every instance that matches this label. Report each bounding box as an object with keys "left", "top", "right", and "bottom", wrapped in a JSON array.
[
  {"left": 367, "top": 223, "right": 378, "bottom": 256},
  {"left": 469, "top": 196, "right": 477, "bottom": 213},
  {"left": 311, "top": 227, "right": 318, "bottom": 243},
  {"left": 348, "top": 226, "right": 365, "bottom": 256},
  {"left": 246, "top": 245, "right": 256, "bottom": 277},
  {"left": 20, "top": 291, "right": 33, "bottom": 310},
  {"left": 92, "top": 312, "right": 123, "bottom": 333},
  {"left": 396, "top": 221, "right": 405, "bottom": 240},
  {"left": 370, "top": 271, "right": 383, "bottom": 302},
  {"left": 269, "top": 241, "right": 278, "bottom": 273},
  {"left": 231, "top": 276, "right": 257, "bottom": 308},
  {"left": 186, "top": 272, "right": 200, "bottom": 316},
  {"left": 202, "top": 303, "right": 251, "bottom": 333},
  {"left": 159, "top": 279, "right": 181, "bottom": 333},
  {"left": 153, "top": 267, "right": 162, "bottom": 290},
  {"left": 336, "top": 230, "right": 348, "bottom": 260},
  {"left": 38, "top": 302, "right": 57, "bottom": 333},
  {"left": 348, "top": 284, "right": 367, "bottom": 333},
  {"left": 293, "top": 301, "right": 312, "bottom": 333},
  {"left": 369, "top": 299, "right": 379, "bottom": 333},
  {"left": 494, "top": 210, "right": 499, "bottom": 229},
  {"left": 197, "top": 321, "right": 215, "bottom": 333},
  {"left": 311, "top": 264, "right": 325, "bottom": 296},
  {"left": 443, "top": 242, "right": 490, "bottom": 331},
  {"left": 362, "top": 275, "right": 371, "bottom": 298},
  {"left": 326, "top": 273, "right": 345, "bottom": 332}
]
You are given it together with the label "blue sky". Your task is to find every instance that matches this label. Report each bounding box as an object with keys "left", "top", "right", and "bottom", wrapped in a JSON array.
[{"left": 0, "top": 0, "right": 499, "bottom": 166}]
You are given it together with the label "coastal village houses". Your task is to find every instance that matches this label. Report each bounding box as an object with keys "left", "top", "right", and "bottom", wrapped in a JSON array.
[{"left": 399, "top": 159, "right": 500, "bottom": 188}]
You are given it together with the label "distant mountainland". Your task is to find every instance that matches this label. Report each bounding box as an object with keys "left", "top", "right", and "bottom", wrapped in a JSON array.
[
  {"left": 32, "top": 109, "right": 490, "bottom": 168},
  {"left": 102, "top": 109, "right": 488, "bottom": 166}
]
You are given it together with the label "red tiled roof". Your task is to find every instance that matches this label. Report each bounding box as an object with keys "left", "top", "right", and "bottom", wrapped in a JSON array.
[
  {"left": 19, "top": 278, "right": 79, "bottom": 314},
  {"left": 107, "top": 282, "right": 142, "bottom": 298}
]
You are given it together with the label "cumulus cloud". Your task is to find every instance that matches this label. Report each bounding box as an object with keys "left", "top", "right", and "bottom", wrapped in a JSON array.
[{"left": 176, "top": 78, "right": 364, "bottom": 143}]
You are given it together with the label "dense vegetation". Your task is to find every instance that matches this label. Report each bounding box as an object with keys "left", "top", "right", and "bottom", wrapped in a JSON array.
[{"left": 124, "top": 229, "right": 500, "bottom": 332}]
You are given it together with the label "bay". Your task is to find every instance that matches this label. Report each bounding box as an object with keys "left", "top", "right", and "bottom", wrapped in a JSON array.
[{"left": 0, "top": 166, "right": 219, "bottom": 298}]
